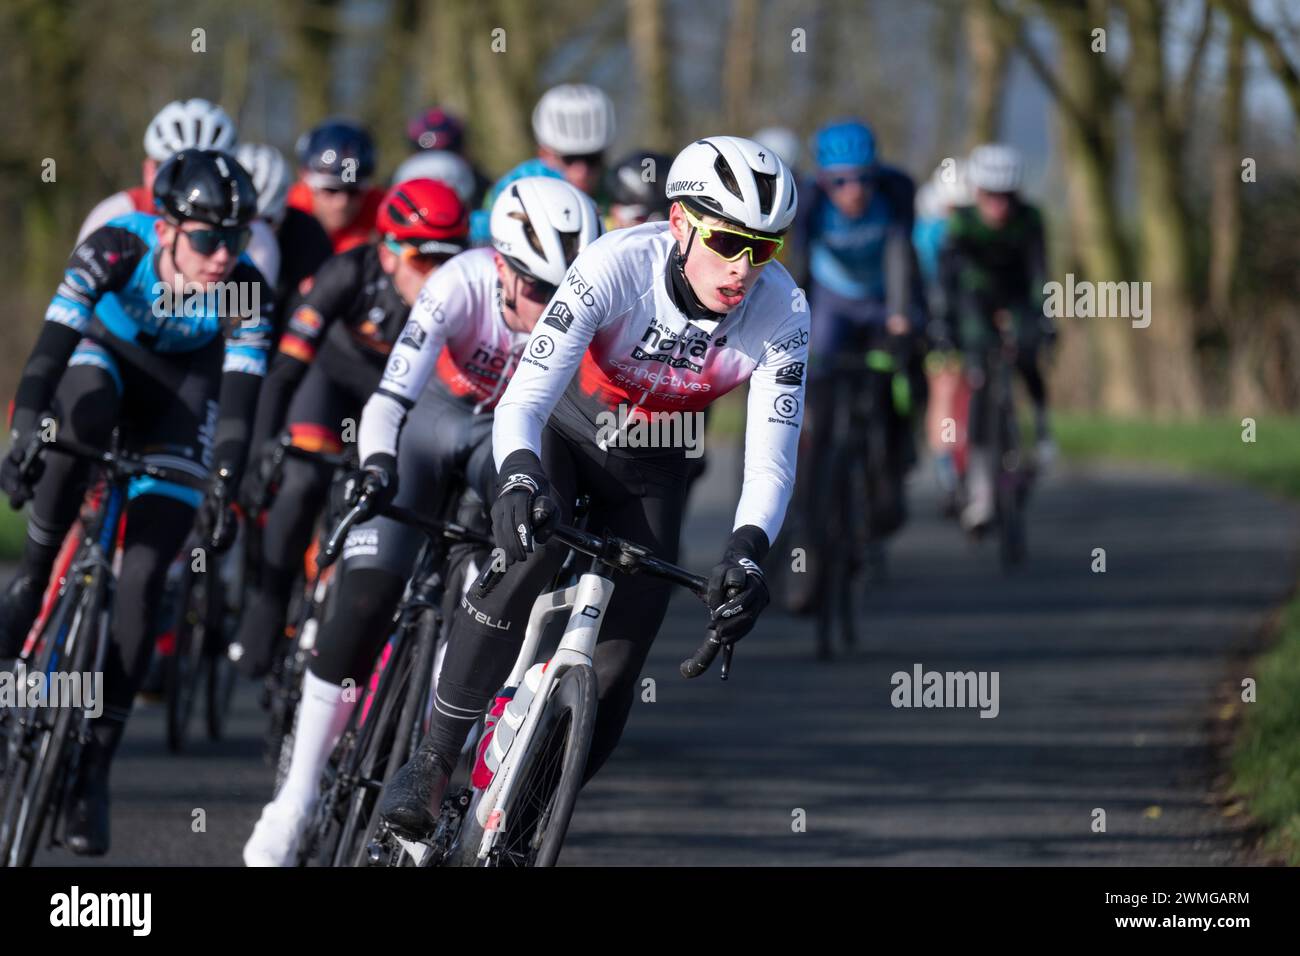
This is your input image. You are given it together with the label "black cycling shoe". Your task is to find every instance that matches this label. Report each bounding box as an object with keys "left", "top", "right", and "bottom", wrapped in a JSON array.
[
  {"left": 64, "top": 717, "right": 124, "bottom": 857},
  {"left": 378, "top": 738, "right": 452, "bottom": 838},
  {"left": 0, "top": 574, "right": 46, "bottom": 661}
]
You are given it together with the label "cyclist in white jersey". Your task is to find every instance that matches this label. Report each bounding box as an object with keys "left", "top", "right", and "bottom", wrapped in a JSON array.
[
  {"left": 242, "top": 178, "right": 599, "bottom": 865},
  {"left": 375, "top": 135, "right": 807, "bottom": 839}
]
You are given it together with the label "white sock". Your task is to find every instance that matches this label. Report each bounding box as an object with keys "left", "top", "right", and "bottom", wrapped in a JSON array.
[{"left": 273, "top": 669, "right": 357, "bottom": 816}]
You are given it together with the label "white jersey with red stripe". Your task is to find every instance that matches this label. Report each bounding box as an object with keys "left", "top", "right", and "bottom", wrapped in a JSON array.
[
  {"left": 492, "top": 221, "right": 809, "bottom": 542},
  {"left": 358, "top": 247, "right": 529, "bottom": 460}
]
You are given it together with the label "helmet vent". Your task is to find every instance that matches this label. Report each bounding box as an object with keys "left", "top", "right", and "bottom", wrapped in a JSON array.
[
  {"left": 510, "top": 210, "right": 545, "bottom": 257},
  {"left": 753, "top": 170, "right": 776, "bottom": 215},
  {"left": 558, "top": 229, "right": 581, "bottom": 265},
  {"left": 713, "top": 155, "right": 743, "bottom": 202}
]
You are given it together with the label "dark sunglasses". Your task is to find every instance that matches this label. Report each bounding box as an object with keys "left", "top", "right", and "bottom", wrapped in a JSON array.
[
  {"left": 559, "top": 151, "right": 603, "bottom": 167},
  {"left": 516, "top": 272, "right": 558, "bottom": 303},
  {"left": 317, "top": 184, "right": 363, "bottom": 196},
  {"left": 183, "top": 226, "right": 250, "bottom": 256}
]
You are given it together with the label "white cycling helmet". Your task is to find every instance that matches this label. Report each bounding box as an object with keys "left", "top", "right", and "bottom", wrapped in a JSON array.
[
  {"left": 930, "top": 158, "right": 972, "bottom": 209},
  {"left": 665, "top": 135, "right": 798, "bottom": 234},
  {"left": 751, "top": 126, "right": 801, "bottom": 172},
  {"left": 144, "top": 98, "right": 237, "bottom": 162},
  {"left": 532, "top": 84, "right": 616, "bottom": 155},
  {"left": 390, "top": 150, "right": 476, "bottom": 205},
  {"left": 490, "top": 176, "right": 601, "bottom": 286},
  {"left": 235, "top": 143, "right": 292, "bottom": 223},
  {"left": 967, "top": 143, "right": 1024, "bottom": 194}
]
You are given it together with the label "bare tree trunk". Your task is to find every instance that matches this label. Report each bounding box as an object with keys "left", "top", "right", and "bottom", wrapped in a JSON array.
[
  {"left": 930, "top": 0, "right": 963, "bottom": 168},
  {"left": 366, "top": 0, "right": 420, "bottom": 174},
  {"left": 628, "top": 0, "right": 675, "bottom": 151},
  {"left": 965, "top": 0, "right": 1013, "bottom": 146},
  {"left": 1120, "top": 0, "right": 1202, "bottom": 416},
  {"left": 1038, "top": 0, "right": 1143, "bottom": 414},
  {"left": 468, "top": 0, "right": 537, "bottom": 177},
  {"left": 1209, "top": 14, "right": 1244, "bottom": 317},
  {"left": 284, "top": 0, "right": 340, "bottom": 128},
  {"left": 723, "top": 0, "right": 760, "bottom": 132}
]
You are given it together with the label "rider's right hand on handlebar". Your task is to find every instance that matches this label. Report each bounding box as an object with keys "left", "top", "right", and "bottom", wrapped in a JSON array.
[
  {"left": 491, "top": 449, "right": 558, "bottom": 566},
  {"left": 345, "top": 453, "right": 399, "bottom": 513}
]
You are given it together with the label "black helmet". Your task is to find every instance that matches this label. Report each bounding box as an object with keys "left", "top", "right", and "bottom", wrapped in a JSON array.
[
  {"left": 606, "top": 150, "right": 672, "bottom": 218},
  {"left": 153, "top": 148, "right": 258, "bottom": 227},
  {"left": 295, "top": 119, "right": 376, "bottom": 186}
]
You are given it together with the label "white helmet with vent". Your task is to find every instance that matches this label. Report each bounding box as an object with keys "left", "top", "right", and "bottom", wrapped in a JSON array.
[
  {"left": 967, "top": 143, "right": 1025, "bottom": 194},
  {"left": 531, "top": 84, "right": 616, "bottom": 155},
  {"left": 235, "top": 143, "right": 291, "bottom": 223},
  {"left": 144, "top": 98, "right": 237, "bottom": 162},
  {"left": 665, "top": 135, "right": 798, "bottom": 234},
  {"left": 489, "top": 176, "right": 601, "bottom": 286}
]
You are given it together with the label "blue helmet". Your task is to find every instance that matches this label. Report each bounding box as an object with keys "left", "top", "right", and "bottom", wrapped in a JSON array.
[
  {"left": 295, "top": 119, "right": 376, "bottom": 186},
  {"left": 815, "top": 120, "right": 876, "bottom": 171}
]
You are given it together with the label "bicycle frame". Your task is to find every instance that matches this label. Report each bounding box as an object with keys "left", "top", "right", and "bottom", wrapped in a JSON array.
[{"left": 464, "top": 568, "right": 614, "bottom": 860}]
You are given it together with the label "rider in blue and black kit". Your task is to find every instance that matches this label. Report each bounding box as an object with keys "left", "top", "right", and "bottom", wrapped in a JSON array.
[
  {"left": 0, "top": 149, "right": 272, "bottom": 855},
  {"left": 789, "top": 120, "right": 923, "bottom": 584}
]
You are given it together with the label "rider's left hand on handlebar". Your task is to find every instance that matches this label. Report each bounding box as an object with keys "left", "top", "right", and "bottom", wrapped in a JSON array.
[{"left": 706, "top": 525, "right": 771, "bottom": 644}]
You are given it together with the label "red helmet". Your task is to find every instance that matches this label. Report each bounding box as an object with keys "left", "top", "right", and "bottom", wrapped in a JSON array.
[{"left": 378, "top": 178, "right": 469, "bottom": 256}]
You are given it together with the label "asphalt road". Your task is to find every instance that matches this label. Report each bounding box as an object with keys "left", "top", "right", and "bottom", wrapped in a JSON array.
[{"left": 29, "top": 444, "right": 1299, "bottom": 866}]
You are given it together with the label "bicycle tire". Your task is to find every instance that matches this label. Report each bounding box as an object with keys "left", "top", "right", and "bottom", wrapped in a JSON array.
[
  {"left": 350, "top": 607, "right": 441, "bottom": 866},
  {"left": 3, "top": 577, "right": 102, "bottom": 866},
  {"left": 330, "top": 632, "right": 417, "bottom": 866},
  {"left": 166, "top": 567, "right": 210, "bottom": 753},
  {"left": 449, "top": 663, "right": 597, "bottom": 868}
]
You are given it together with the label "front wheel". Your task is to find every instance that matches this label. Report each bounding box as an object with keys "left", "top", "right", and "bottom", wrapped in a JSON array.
[
  {"left": 449, "top": 663, "right": 597, "bottom": 868},
  {"left": 166, "top": 567, "right": 212, "bottom": 753}
]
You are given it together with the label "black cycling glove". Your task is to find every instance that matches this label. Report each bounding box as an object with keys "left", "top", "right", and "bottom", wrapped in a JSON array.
[
  {"left": 196, "top": 467, "right": 238, "bottom": 553},
  {"left": 707, "top": 525, "right": 771, "bottom": 644},
  {"left": 1, "top": 428, "right": 43, "bottom": 510},
  {"left": 345, "top": 452, "right": 400, "bottom": 513},
  {"left": 491, "top": 448, "right": 558, "bottom": 566}
]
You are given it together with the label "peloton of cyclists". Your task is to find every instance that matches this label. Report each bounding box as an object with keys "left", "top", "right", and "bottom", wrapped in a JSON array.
[{"left": 242, "top": 176, "right": 600, "bottom": 865}]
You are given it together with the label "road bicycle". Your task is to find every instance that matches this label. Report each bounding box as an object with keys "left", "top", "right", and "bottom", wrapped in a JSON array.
[
  {"left": 362, "top": 511, "right": 730, "bottom": 868},
  {"left": 163, "top": 479, "right": 241, "bottom": 752},
  {"left": 295, "top": 491, "right": 491, "bottom": 867},
  {"left": 984, "top": 324, "right": 1033, "bottom": 571},
  {"left": 252, "top": 436, "right": 356, "bottom": 787},
  {"left": 0, "top": 436, "right": 215, "bottom": 866}
]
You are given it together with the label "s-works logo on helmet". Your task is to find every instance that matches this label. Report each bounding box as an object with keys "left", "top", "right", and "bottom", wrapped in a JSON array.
[{"left": 667, "top": 181, "right": 706, "bottom": 192}]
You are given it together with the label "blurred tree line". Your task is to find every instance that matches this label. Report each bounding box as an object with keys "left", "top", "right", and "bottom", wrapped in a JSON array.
[{"left": 0, "top": 0, "right": 1296, "bottom": 417}]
